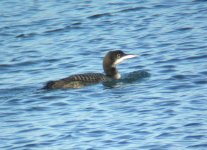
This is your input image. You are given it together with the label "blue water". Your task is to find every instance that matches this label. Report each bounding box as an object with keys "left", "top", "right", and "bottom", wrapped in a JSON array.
[{"left": 1, "top": 0, "right": 207, "bottom": 149}]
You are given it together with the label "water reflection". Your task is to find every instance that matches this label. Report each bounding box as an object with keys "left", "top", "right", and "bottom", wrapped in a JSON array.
[{"left": 103, "top": 70, "right": 150, "bottom": 88}]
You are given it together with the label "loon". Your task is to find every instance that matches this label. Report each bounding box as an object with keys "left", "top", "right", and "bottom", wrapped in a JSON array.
[{"left": 44, "top": 50, "right": 138, "bottom": 89}]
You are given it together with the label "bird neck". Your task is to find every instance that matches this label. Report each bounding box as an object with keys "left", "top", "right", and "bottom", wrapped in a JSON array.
[
  {"left": 103, "top": 60, "right": 121, "bottom": 80},
  {"left": 105, "top": 66, "right": 120, "bottom": 79}
]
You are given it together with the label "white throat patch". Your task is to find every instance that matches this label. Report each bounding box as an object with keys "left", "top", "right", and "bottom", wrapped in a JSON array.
[{"left": 114, "top": 73, "right": 121, "bottom": 79}]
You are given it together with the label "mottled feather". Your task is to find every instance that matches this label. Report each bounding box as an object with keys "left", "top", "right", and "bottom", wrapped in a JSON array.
[{"left": 44, "top": 73, "right": 108, "bottom": 89}]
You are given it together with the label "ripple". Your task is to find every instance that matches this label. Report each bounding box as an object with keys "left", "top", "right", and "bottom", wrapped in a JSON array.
[
  {"left": 87, "top": 130, "right": 106, "bottom": 137},
  {"left": 193, "top": 0, "right": 207, "bottom": 2},
  {"left": 161, "top": 65, "right": 176, "bottom": 69},
  {"left": 184, "top": 123, "right": 203, "bottom": 127},
  {"left": 184, "top": 135, "right": 206, "bottom": 140},
  {"left": 118, "top": 6, "right": 148, "bottom": 13},
  {"left": 16, "top": 33, "right": 37, "bottom": 38},
  {"left": 156, "top": 132, "right": 174, "bottom": 138},
  {"left": 87, "top": 13, "right": 112, "bottom": 19},
  {"left": 185, "top": 54, "right": 207, "bottom": 61},
  {"left": 153, "top": 100, "right": 180, "bottom": 107},
  {"left": 167, "top": 84, "right": 196, "bottom": 90},
  {"left": 50, "top": 102, "right": 68, "bottom": 106},
  {"left": 114, "top": 134, "right": 133, "bottom": 140},
  {"left": 155, "top": 58, "right": 183, "bottom": 64},
  {"left": 17, "top": 128, "right": 41, "bottom": 134},
  {"left": 171, "top": 74, "right": 187, "bottom": 80},
  {"left": 25, "top": 106, "right": 50, "bottom": 112},
  {"left": 177, "top": 27, "right": 194, "bottom": 31},
  {"left": 188, "top": 144, "right": 207, "bottom": 148},
  {"left": 193, "top": 77, "right": 207, "bottom": 85},
  {"left": 132, "top": 130, "right": 152, "bottom": 135},
  {"left": 199, "top": 71, "right": 207, "bottom": 75},
  {"left": 139, "top": 144, "right": 172, "bottom": 150},
  {"left": 44, "top": 24, "right": 82, "bottom": 34},
  {"left": 16, "top": 22, "right": 82, "bottom": 38},
  {"left": 171, "top": 74, "right": 201, "bottom": 81}
]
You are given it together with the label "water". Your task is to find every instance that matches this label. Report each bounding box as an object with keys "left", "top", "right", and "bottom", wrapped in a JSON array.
[{"left": 1, "top": 0, "right": 207, "bottom": 149}]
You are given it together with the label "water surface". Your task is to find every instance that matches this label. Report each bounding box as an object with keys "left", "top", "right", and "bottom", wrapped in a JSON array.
[{"left": 1, "top": 0, "right": 207, "bottom": 149}]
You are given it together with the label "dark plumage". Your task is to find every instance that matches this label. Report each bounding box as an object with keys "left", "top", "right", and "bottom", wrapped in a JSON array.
[{"left": 43, "top": 50, "right": 137, "bottom": 89}]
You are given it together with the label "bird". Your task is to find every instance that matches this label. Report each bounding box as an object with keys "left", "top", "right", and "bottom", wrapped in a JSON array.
[{"left": 43, "top": 50, "right": 138, "bottom": 89}]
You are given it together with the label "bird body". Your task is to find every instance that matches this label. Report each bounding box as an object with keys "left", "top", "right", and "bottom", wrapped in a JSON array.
[
  {"left": 44, "top": 50, "right": 137, "bottom": 89},
  {"left": 44, "top": 73, "right": 108, "bottom": 89}
]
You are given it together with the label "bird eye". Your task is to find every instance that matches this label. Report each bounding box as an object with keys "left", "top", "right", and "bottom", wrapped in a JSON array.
[{"left": 117, "top": 54, "right": 121, "bottom": 58}]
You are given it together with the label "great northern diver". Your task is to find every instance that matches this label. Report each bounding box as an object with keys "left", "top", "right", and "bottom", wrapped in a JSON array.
[{"left": 44, "top": 50, "right": 138, "bottom": 89}]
